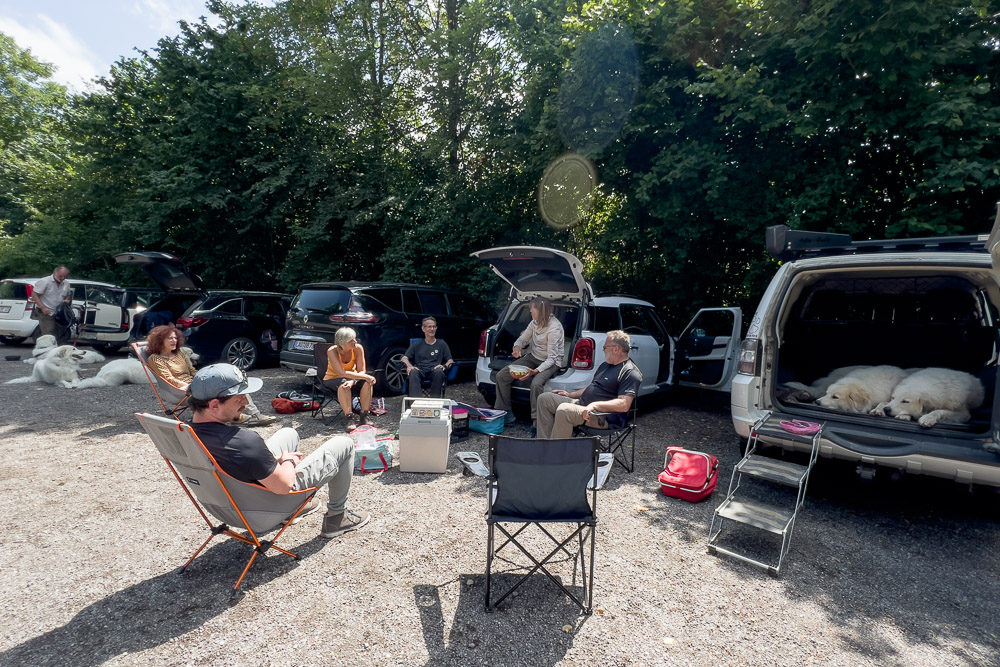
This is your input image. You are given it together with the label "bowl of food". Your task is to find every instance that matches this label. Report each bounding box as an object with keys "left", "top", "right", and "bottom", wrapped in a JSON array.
[
  {"left": 5, "top": 355, "right": 21, "bottom": 362},
  {"left": 508, "top": 364, "right": 531, "bottom": 380}
]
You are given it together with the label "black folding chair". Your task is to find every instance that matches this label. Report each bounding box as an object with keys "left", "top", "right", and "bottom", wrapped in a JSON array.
[
  {"left": 484, "top": 435, "right": 600, "bottom": 614},
  {"left": 578, "top": 399, "right": 638, "bottom": 473}
]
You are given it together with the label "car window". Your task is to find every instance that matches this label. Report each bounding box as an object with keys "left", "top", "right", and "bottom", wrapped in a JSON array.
[
  {"left": 590, "top": 306, "right": 621, "bottom": 333},
  {"left": 363, "top": 288, "right": 402, "bottom": 312},
  {"left": 0, "top": 282, "right": 28, "bottom": 299},
  {"left": 447, "top": 293, "right": 490, "bottom": 321},
  {"left": 214, "top": 298, "right": 244, "bottom": 314},
  {"left": 417, "top": 291, "right": 448, "bottom": 316},
  {"left": 246, "top": 298, "right": 282, "bottom": 317},
  {"left": 72, "top": 285, "right": 87, "bottom": 301},
  {"left": 402, "top": 289, "right": 420, "bottom": 313},
  {"left": 620, "top": 304, "right": 667, "bottom": 344},
  {"left": 294, "top": 288, "right": 351, "bottom": 315},
  {"left": 86, "top": 285, "right": 120, "bottom": 305},
  {"left": 684, "top": 309, "right": 736, "bottom": 339}
]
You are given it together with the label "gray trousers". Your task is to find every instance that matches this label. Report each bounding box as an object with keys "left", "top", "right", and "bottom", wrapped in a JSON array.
[
  {"left": 36, "top": 312, "right": 69, "bottom": 344},
  {"left": 265, "top": 428, "right": 354, "bottom": 514},
  {"left": 494, "top": 355, "right": 558, "bottom": 419}
]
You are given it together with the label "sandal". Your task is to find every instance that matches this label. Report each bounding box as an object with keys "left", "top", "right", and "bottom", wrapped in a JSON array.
[{"left": 779, "top": 419, "right": 821, "bottom": 435}]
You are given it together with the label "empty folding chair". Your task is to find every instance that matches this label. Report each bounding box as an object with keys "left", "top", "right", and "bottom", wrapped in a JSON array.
[
  {"left": 132, "top": 341, "right": 189, "bottom": 419},
  {"left": 577, "top": 399, "right": 638, "bottom": 473},
  {"left": 484, "top": 434, "right": 601, "bottom": 614},
  {"left": 136, "top": 412, "right": 318, "bottom": 592}
]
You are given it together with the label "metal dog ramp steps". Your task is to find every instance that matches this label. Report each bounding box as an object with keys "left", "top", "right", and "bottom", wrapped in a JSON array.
[
  {"left": 708, "top": 413, "right": 823, "bottom": 576},
  {"left": 736, "top": 457, "right": 809, "bottom": 487},
  {"left": 714, "top": 497, "right": 795, "bottom": 534}
]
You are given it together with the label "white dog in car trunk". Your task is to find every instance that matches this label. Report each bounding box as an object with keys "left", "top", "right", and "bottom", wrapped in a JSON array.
[
  {"left": 815, "top": 365, "right": 910, "bottom": 414},
  {"left": 871, "top": 368, "right": 985, "bottom": 427}
]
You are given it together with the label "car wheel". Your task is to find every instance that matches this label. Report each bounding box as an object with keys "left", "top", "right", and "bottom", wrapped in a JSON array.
[
  {"left": 0, "top": 335, "right": 27, "bottom": 345},
  {"left": 224, "top": 337, "right": 259, "bottom": 371},
  {"left": 374, "top": 347, "right": 407, "bottom": 396},
  {"left": 91, "top": 343, "right": 124, "bottom": 354}
]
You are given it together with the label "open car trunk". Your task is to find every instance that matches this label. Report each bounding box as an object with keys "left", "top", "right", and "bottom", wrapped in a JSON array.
[{"left": 772, "top": 269, "right": 999, "bottom": 439}]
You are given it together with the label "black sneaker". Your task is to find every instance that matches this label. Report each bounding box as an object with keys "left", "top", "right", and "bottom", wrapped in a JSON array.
[
  {"left": 358, "top": 411, "right": 372, "bottom": 426},
  {"left": 342, "top": 413, "right": 358, "bottom": 432}
]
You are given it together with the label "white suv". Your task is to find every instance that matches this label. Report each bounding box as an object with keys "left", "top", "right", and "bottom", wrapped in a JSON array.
[
  {"left": 732, "top": 221, "right": 1000, "bottom": 487},
  {"left": 0, "top": 277, "right": 135, "bottom": 350},
  {"left": 472, "top": 246, "right": 741, "bottom": 405}
]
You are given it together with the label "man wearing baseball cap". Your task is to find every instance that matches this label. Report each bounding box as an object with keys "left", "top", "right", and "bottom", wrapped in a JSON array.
[{"left": 189, "top": 363, "right": 369, "bottom": 538}]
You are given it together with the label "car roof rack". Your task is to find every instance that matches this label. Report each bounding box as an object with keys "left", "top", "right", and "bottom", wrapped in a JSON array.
[{"left": 766, "top": 224, "right": 988, "bottom": 262}]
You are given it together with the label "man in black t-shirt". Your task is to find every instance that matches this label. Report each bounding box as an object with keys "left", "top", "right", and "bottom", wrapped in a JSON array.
[
  {"left": 189, "top": 363, "right": 370, "bottom": 539},
  {"left": 401, "top": 316, "right": 454, "bottom": 397},
  {"left": 535, "top": 330, "right": 642, "bottom": 439}
]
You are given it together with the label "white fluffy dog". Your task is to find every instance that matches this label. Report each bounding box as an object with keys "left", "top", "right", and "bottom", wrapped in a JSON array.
[
  {"left": 23, "top": 335, "right": 104, "bottom": 365},
  {"left": 778, "top": 365, "right": 870, "bottom": 403},
  {"left": 816, "top": 365, "right": 910, "bottom": 414},
  {"left": 871, "top": 368, "right": 984, "bottom": 427},
  {"left": 75, "top": 358, "right": 148, "bottom": 389},
  {"left": 6, "top": 345, "right": 87, "bottom": 388}
]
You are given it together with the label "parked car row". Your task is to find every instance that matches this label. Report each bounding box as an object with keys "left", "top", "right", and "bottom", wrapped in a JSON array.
[{"left": 0, "top": 277, "right": 162, "bottom": 352}]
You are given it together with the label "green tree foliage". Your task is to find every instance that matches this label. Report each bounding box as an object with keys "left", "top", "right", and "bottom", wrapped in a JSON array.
[
  {"left": 1, "top": 0, "right": 997, "bottom": 328},
  {"left": 0, "top": 32, "right": 76, "bottom": 275}
]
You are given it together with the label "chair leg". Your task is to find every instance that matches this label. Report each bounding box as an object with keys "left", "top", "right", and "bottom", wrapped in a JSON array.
[{"left": 485, "top": 523, "right": 495, "bottom": 612}]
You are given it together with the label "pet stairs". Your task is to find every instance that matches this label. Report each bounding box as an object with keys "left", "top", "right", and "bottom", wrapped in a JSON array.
[{"left": 707, "top": 413, "right": 821, "bottom": 575}]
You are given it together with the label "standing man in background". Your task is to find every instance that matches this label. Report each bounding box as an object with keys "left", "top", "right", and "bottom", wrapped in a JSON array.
[{"left": 32, "top": 266, "right": 72, "bottom": 344}]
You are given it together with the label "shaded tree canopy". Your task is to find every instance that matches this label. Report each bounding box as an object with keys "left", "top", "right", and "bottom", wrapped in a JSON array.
[{"left": 1, "top": 0, "right": 997, "bottom": 327}]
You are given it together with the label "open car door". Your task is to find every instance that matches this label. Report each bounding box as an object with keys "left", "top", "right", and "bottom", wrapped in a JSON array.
[{"left": 675, "top": 307, "right": 742, "bottom": 391}]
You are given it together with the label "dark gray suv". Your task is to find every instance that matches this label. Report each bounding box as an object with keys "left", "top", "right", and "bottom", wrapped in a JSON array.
[{"left": 280, "top": 282, "right": 494, "bottom": 394}]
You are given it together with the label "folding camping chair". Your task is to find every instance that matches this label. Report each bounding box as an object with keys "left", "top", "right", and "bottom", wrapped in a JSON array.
[
  {"left": 305, "top": 342, "right": 343, "bottom": 419},
  {"left": 136, "top": 412, "right": 317, "bottom": 592},
  {"left": 483, "top": 434, "right": 601, "bottom": 614},
  {"left": 132, "top": 341, "right": 189, "bottom": 419},
  {"left": 577, "top": 398, "right": 638, "bottom": 473}
]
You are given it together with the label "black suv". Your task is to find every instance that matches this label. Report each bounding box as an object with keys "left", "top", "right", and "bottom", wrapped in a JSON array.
[
  {"left": 280, "top": 282, "right": 495, "bottom": 394},
  {"left": 177, "top": 292, "right": 291, "bottom": 370},
  {"left": 114, "top": 252, "right": 291, "bottom": 370}
]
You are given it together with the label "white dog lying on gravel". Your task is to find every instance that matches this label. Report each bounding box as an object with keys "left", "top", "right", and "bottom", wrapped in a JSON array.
[
  {"left": 6, "top": 345, "right": 88, "bottom": 388},
  {"left": 871, "top": 368, "right": 985, "bottom": 427},
  {"left": 23, "top": 335, "right": 104, "bottom": 365},
  {"left": 75, "top": 358, "right": 149, "bottom": 389}
]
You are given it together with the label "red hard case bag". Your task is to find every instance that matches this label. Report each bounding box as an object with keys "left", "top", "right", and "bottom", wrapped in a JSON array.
[{"left": 658, "top": 447, "right": 719, "bottom": 502}]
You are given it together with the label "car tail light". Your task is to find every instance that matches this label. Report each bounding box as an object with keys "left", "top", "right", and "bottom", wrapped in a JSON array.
[
  {"left": 118, "top": 310, "right": 131, "bottom": 333},
  {"left": 329, "top": 298, "right": 377, "bottom": 323},
  {"left": 478, "top": 329, "right": 489, "bottom": 356},
  {"left": 571, "top": 337, "right": 595, "bottom": 369},
  {"left": 176, "top": 316, "right": 208, "bottom": 329},
  {"left": 737, "top": 338, "right": 760, "bottom": 376},
  {"left": 25, "top": 285, "right": 33, "bottom": 298}
]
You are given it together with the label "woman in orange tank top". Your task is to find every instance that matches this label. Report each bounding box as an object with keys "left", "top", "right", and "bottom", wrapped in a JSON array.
[{"left": 323, "top": 327, "right": 377, "bottom": 431}]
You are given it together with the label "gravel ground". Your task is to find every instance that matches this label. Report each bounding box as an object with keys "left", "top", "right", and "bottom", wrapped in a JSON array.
[{"left": 0, "top": 347, "right": 998, "bottom": 666}]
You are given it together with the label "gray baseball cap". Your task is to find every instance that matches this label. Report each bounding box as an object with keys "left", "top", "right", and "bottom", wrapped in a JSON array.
[{"left": 190, "top": 363, "right": 263, "bottom": 400}]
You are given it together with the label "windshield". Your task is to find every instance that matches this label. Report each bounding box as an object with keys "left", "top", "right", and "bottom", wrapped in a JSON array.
[{"left": 292, "top": 288, "right": 352, "bottom": 316}]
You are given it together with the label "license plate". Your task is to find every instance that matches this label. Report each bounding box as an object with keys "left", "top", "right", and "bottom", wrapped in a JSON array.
[
  {"left": 0, "top": 306, "right": 9, "bottom": 313},
  {"left": 290, "top": 340, "right": 315, "bottom": 351}
]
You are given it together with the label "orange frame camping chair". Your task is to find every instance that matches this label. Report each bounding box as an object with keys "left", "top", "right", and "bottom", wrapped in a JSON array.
[
  {"left": 136, "top": 412, "right": 318, "bottom": 592},
  {"left": 132, "top": 341, "right": 190, "bottom": 419}
]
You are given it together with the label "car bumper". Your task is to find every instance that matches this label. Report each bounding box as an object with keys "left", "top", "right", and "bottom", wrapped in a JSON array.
[
  {"left": 730, "top": 373, "right": 1000, "bottom": 487},
  {"left": 0, "top": 319, "right": 38, "bottom": 338}
]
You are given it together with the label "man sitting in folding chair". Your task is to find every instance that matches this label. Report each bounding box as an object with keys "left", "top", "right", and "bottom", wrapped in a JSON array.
[
  {"left": 145, "top": 324, "right": 275, "bottom": 426},
  {"left": 401, "top": 316, "right": 455, "bottom": 398},
  {"left": 535, "top": 329, "right": 642, "bottom": 439},
  {"left": 188, "top": 363, "right": 370, "bottom": 539}
]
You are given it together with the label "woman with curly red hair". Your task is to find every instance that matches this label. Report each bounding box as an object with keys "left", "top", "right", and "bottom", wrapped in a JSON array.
[{"left": 146, "top": 324, "right": 275, "bottom": 426}]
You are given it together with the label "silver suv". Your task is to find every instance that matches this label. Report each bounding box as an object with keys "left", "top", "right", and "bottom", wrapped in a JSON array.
[
  {"left": 473, "top": 246, "right": 741, "bottom": 405},
  {"left": 732, "top": 220, "right": 1000, "bottom": 487}
]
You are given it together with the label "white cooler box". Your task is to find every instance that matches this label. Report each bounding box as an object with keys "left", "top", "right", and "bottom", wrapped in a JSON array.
[{"left": 399, "top": 399, "right": 452, "bottom": 473}]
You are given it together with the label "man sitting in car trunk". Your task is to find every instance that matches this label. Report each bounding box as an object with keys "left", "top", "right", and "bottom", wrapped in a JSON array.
[{"left": 535, "top": 330, "right": 641, "bottom": 439}]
